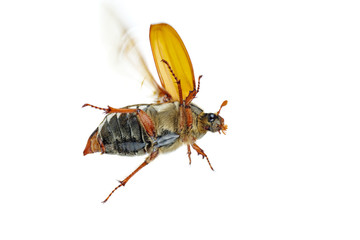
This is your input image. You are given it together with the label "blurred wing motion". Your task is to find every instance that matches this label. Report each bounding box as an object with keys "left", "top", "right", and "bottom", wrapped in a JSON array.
[
  {"left": 101, "top": 6, "right": 169, "bottom": 101},
  {"left": 150, "top": 23, "right": 195, "bottom": 101}
]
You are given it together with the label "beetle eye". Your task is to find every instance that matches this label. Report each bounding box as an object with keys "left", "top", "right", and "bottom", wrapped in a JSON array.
[{"left": 208, "top": 113, "right": 216, "bottom": 122}]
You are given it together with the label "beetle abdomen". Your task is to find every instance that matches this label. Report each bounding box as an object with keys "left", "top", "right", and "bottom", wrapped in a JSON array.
[
  {"left": 83, "top": 103, "right": 184, "bottom": 156},
  {"left": 101, "top": 112, "right": 152, "bottom": 155},
  {"left": 83, "top": 112, "right": 152, "bottom": 156}
]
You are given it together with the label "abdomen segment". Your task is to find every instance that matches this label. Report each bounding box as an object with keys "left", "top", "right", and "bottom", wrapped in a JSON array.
[{"left": 84, "top": 112, "right": 151, "bottom": 156}]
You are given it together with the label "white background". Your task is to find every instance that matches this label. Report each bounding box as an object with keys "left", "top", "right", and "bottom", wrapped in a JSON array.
[{"left": 1, "top": 0, "right": 359, "bottom": 239}]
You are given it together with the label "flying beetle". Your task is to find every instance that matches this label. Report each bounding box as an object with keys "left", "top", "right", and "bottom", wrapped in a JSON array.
[{"left": 83, "top": 22, "right": 228, "bottom": 203}]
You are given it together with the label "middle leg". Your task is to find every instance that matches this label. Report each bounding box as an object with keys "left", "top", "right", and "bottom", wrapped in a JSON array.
[{"left": 187, "top": 144, "right": 192, "bottom": 165}]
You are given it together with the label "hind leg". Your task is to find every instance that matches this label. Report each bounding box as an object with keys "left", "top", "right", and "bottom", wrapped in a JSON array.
[
  {"left": 102, "top": 149, "right": 159, "bottom": 203},
  {"left": 83, "top": 103, "right": 156, "bottom": 138}
]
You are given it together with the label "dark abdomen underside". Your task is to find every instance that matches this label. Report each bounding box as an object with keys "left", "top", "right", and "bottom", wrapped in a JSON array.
[
  {"left": 98, "top": 112, "right": 152, "bottom": 156},
  {"left": 87, "top": 103, "right": 183, "bottom": 156}
]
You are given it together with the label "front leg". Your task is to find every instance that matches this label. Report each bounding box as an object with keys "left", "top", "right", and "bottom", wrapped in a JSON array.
[
  {"left": 191, "top": 143, "right": 214, "bottom": 171},
  {"left": 184, "top": 75, "right": 202, "bottom": 128}
]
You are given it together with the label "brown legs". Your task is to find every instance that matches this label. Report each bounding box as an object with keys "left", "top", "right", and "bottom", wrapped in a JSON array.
[
  {"left": 191, "top": 143, "right": 214, "bottom": 171},
  {"left": 187, "top": 143, "right": 214, "bottom": 171},
  {"left": 161, "top": 59, "right": 201, "bottom": 129},
  {"left": 83, "top": 103, "right": 160, "bottom": 203},
  {"left": 187, "top": 144, "right": 192, "bottom": 165},
  {"left": 82, "top": 104, "right": 156, "bottom": 138},
  {"left": 102, "top": 149, "right": 159, "bottom": 203},
  {"left": 161, "top": 60, "right": 214, "bottom": 171}
]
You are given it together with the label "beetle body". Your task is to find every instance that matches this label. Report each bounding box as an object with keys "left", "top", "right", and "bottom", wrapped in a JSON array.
[
  {"left": 84, "top": 102, "right": 211, "bottom": 157},
  {"left": 83, "top": 23, "right": 228, "bottom": 202}
]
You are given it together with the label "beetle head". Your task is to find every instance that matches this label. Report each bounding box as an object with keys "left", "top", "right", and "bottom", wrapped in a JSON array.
[{"left": 202, "top": 100, "right": 228, "bottom": 134}]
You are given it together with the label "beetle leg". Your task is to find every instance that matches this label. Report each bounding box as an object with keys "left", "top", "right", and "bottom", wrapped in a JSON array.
[
  {"left": 160, "top": 59, "right": 184, "bottom": 104},
  {"left": 136, "top": 109, "right": 156, "bottom": 138},
  {"left": 184, "top": 75, "right": 202, "bottom": 106},
  {"left": 183, "top": 75, "right": 202, "bottom": 128},
  {"left": 83, "top": 103, "right": 155, "bottom": 138},
  {"left": 184, "top": 106, "right": 193, "bottom": 128},
  {"left": 82, "top": 103, "right": 109, "bottom": 112},
  {"left": 113, "top": 108, "right": 156, "bottom": 138},
  {"left": 161, "top": 59, "right": 200, "bottom": 129},
  {"left": 161, "top": 59, "right": 186, "bottom": 130},
  {"left": 83, "top": 103, "right": 141, "bottom": 114},
  {"left": 187, "top": 144, "right": 192, "bottom": 165},
  {"left": 191, "top": 143, "right": 214, "bottom": 171},
  {"left": 102, "top": 149, "right": 159, "bottom": 203}
]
